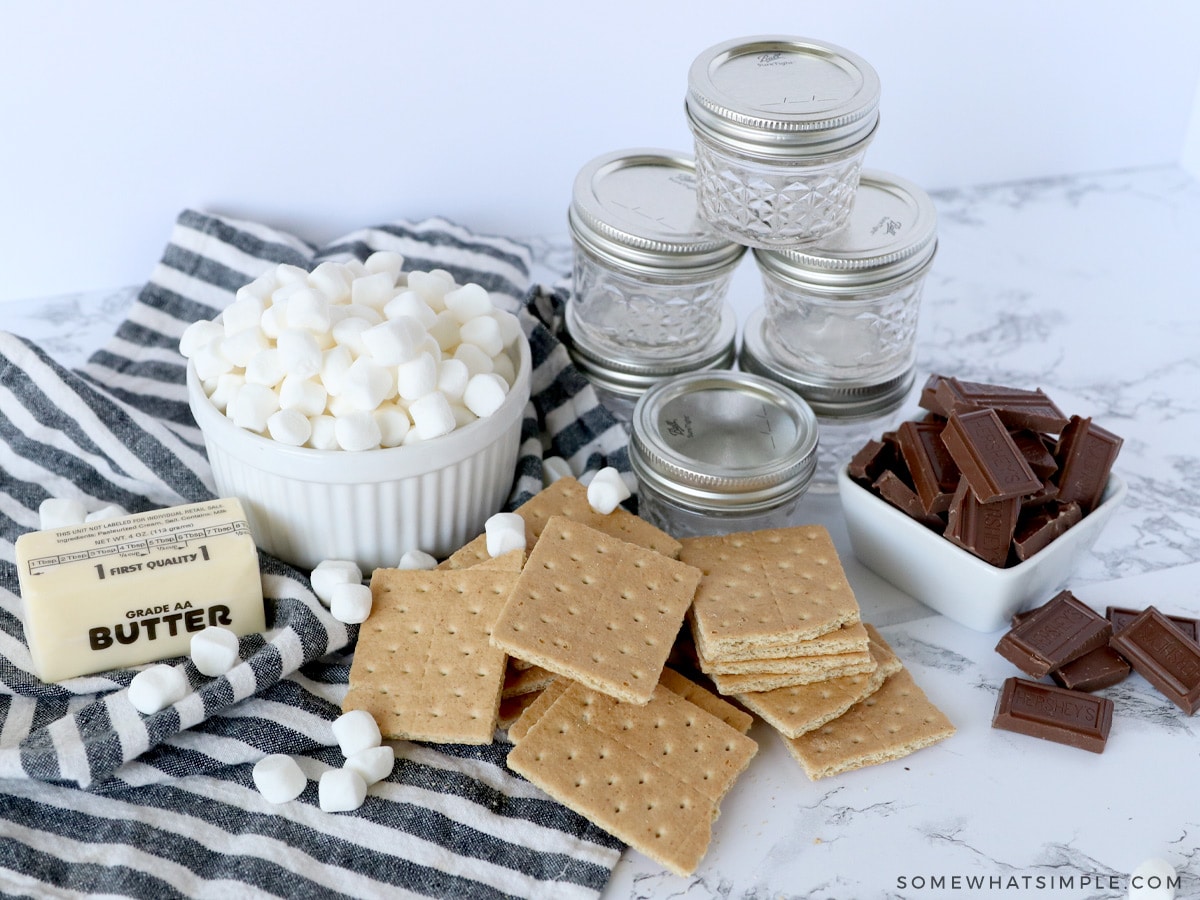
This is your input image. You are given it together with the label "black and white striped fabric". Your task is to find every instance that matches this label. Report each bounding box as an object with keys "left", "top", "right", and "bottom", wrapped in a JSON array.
[{"left": 0, "top": 210, "right": 631, "bottom": 898}]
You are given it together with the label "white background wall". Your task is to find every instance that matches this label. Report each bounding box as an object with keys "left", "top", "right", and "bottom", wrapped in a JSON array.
[{"left": 2, "top": 1, "right": 1199, "bottom": 304}]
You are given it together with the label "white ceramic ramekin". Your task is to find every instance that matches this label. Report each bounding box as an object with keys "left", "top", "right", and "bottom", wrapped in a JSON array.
[
  {"left": 186, "top": 333, "right": 531, "bottom": 573},
  {"left": 839, "top": 465, "right": 1126, "bottom": 633}
]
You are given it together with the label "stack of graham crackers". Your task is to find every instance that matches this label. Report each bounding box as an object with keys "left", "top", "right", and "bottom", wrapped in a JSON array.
[
  {"left": 678, "top": 528, "right": 956, "bottom": 780},
  {"left": 341, "top": 476, "right": 954, "bottom": 876}
]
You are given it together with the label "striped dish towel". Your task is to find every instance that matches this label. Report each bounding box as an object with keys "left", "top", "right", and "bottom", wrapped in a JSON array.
[{"left": 0, "top": 210, "right": 630, "bottom": 898}]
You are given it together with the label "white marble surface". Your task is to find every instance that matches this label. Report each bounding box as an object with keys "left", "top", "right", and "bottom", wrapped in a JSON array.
[{"left": 3, "top": 165, "right": 1199, "bottom": 899}]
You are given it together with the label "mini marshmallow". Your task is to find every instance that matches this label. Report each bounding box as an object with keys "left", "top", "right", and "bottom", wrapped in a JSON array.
[
  {"left": 463, "top": 373, "right": 509, "bottom": 418},
  {"left": 351, "top": 271, "right": 397, "bottom": 311},
  {"left": 491, "top": 309, "right": 522, "bottom": 347},
  {"left": 408, "top": 391, "right": 457, "bottom": 440},
  {"left": 449, "top": 403, "right": 478, "bottom": 429},
  {"left": 330, "top": 581, "right": 373, "bottom": 624},
  {"left": 236, "top": 272, "right": 278, "bottom": 304},
  {"left": 208, "top": 372, "right": 246, "bottom": 413},
  {"left": 231, "top": 383, "right": 280, "bottom": 433},
  {"left": 443, "top": 282, "right": 493, "bottom": 323},
  {"left": 308, "top": 414, "right": 339, "bottom": 450},
  {"left": 259, "top": 303, "right": 284, "bottom": 340},
  {"left": 395, "top": 352, "right": 439, "bottom": 402},
  {"left": 436, "top": 358, "right": 470, "bottom": 402},
  {"left": 39, "top": 497, "right": 87, "bottom": 530},
  {"left": 276, "top": 328, "right": 323, "bottom": 380},
  {"left": 364, "top": 250, "right": 404, "bottom": 281},
  {"left": 485, "top": 512, "right": 526, "bottom": 558},
  {"left": 221, "top": 295, "right": 267, "bottom": 337},
  {"left": 85, "top": 503, "right": 128, "bottom": 523},
  {"left": 267, "top": 408, "right": 312, "bottom": 446},
  {"left": 179, "top": 319, "right": 225, "bottom": 358},
  {"left": 275, "top": 263, "right": 310, "bottom": 286},
  {"left": 490, "top": 351, "right": 516, "bottom": 388},
  {"left": 458, "top": 315, "right": 504, "bottom": 357},
  {"left": 244, "top": 348, "right": 286, "bottom": 387},
  {"left": 308, "top": 262, "right": 352, "bottom": 304},
  {"left": 586, "top": 466, "right": 632, "bottom": 515},
  {"left": 427, "top": 310, "right": 460, "bottom": 351},
  {"left": 253, "top": 754, "right": 307, "bottom": 804},
  {"left": 190, "top": 626, "right": 241, "bottom": 677},
  {"left": 335, "top": 410, "right": 382, "bottom": 452},
  {"left": 128, "top": 664, "right": 190, "bottom": 715},
  {"left": 192, "top": 340, "right": 235, "bottom": 381},
  {"left": 320, "top": 345, "right": 355, "bottom": 396},
  {"left": 344, "top": 745, "right": 395, "bottom": 786},
  {"left": 340, "top": 358, "right": 395, "bottom": 412},
  {"left": 332, "top": 709, "right": 382, "bottom": 756},
  {"left": 406, "top": 270, "right": 452, "bottom": 309},
  {"left": 362, "top": 317, "right": 423, "bottom": 366},
  {"left": 398, "top": 548, "right": 438, "bottom": 570},
  {"left": 417, "top": 334, "right": 443, "bottom": 364},
  {"left": 287, "top": 287, "right": 335, "bottom": 333},
  {"left": 331, "top": 315, "right": 374, "bottom": 357},
  {"left": 374, "top": 404, "right": 412, "bottom": 447},
  {"left": 310, "top": 559, "right": 363, "bottom": 607},
  {"left": 542, "top": 456, "right": 573, "bottom": 485},
  {"left": 383, "top": 290, "right": 437, "bottom": 329},
  {"left": 453, "top": 343, "right": 494, "bottom": 377},
  {"left": 318, "top": 768, "right": 368, "bottom": 813},
  {"left": 278, "top": 374, "right": 327, "bottom": 417}
]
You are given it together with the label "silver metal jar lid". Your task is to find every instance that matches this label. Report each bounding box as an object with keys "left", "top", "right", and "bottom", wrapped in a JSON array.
[
  {"left": 686, "top": 35, "right": 881, "bottom": 158},
  {"left": 739, "top": 306, "right": 915, "bottom": 419},
  {"left": 568, "top": 148, "right": 746, "bottom": 276},
  {"left": 563, "top": 303, "right": 737, "bottom": 400},
  {"left": 753, "top": 170, "right": 938, "bottom": 292},
  {"left": 630, "top": 370, "right": 818, "bottom": 512}
]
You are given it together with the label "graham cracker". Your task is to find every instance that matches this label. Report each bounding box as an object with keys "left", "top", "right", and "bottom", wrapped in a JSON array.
[
  {"left": 699, "top": 647, "right": 874, "bottom": 677},
  {"left": 502, "top": 662, "right": 557, "bottom": 699},
  {"left": 442, "top": 477, "right": 681, "bottom": 569},
  {"left": 708, "top": 653, "right": 877, "bottom": 695},
  {"left": 659, "top": 667, "right": 753, "bottom": 734},
  {"left": 681, "top": 526, "right": 861, "bottom": 660},
  {"left": 498, "top": 691, "right": 544, "bottom": 730},
  {"left": 736, "top": 624, "right": 904, "bottom": 739},
  {"left": 342, "top": 566, "right": 516, "bottom": 745},
  {"left": 782, "top": 667, "right": 956, "bottom": 780},
  {"left": 694, "top": 620, "right": 870, "bottom": 666},
  {"left": 472, "top": 548, "right": 526, "bottom": 572},
  {"left": 507, "top": 677, "right": 571, "bottom": 743},
  {"left": 506, "top": 681, "right": 758, "bottom": 877},
  {"left": 491, "top": 516, "right": 701, "bottom": 705}
]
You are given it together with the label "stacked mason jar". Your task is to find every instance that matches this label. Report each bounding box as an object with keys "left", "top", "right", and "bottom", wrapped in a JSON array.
[{"left": 563, "top": 36, "right": 938, "bottom": 537}]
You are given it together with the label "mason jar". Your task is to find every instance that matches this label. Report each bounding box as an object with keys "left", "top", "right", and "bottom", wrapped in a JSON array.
[
  {"left": 629, "top": 370, "right": 819, "bottom": 537},
  {"left": 753, "top": 169, "right": 938, "bottom": 384},
  {"left": 685, "top": 35, "right": 881, "bottom": 249},
  {"left": 563, "top": 303, "right": 737, "bottom": 430},
  {"left": 567, "top": 148, "right": 746, "bottom": 361},
  {"left": 740, "top": 305, "right": 917, "bottom": 492}
]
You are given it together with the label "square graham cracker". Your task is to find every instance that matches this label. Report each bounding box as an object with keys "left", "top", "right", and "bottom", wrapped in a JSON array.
[
  {"left": 507, "top": 677, "right": 571, "bottom": 743},
  {"left": 681, "top": 526, "right": 862, "bottom": 661},
  {"left": 441, "top": 476, "right": 681, "bottom": 569},
  {"left": 708, "top": 652, "right": 876, "bottom": 695},
  {"left": 342, "top": 567, "right": 517, "bottom": 745},
  {"left": 506, "top": 682, "right": 758, "bottom": 876},
  {"left": 737, "top": 623, "right": 904, "bottom": 739},
  {"left": 694, "top": 620, "right": 870, "bottom": 667},
  {"left": 659, "top": 667, "right": 754, "bottom": 734},
  {"left": 491, "top": 516, "right": 702, "bottom": 705},
  {"left": 782, "top": 667, "right": 956, "bottom": 780}
]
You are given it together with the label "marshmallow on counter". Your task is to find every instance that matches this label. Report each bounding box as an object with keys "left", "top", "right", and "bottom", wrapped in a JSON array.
[
  {"left": 85, "top": 503, "right": 128, "bottom": 523},
  {"left": 128, "top": 663, "right": 190, "bottom": 715},
  {"left": 319, "top": 768, "right": 368, "bottom": 813},
  {"left": 484, "top": 512, "right": 526, "bottom": 559},
  {"left": 38, "top": 497, "right": 87, "bottom": 530},
  {"left": 398, "top": 549, "right": 438, "bottom": 570},
  {"left": 542, "top": 456, "right": 573, "bottom": 486},
  {"left": 344, "top": 745, "right": 395, "bottom": 786},
  {"left": 310, "top": 559, "right": 363, "bottom": 608},
  {"left": 253, "top": 754, "right": 308, "bottom": 804},
  {"left": 587, "top": 466, "right": 632, "bottom": 515},
  {"left": 331, "top": 709, "right": 382, "bottom": 757},
  {"left": 190, "top": 626, "right": 241, "bottom": 677},
  {"left": 329, "top": 582, "right": 373, "bottom": 624}
]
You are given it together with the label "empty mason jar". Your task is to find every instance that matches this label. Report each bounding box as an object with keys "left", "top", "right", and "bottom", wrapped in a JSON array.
[
  {"left": 753, "top": 169, "right": 938, "bottom": 384},
  {"left": 563, "top": 304, "right": 737, "bottom": 430},
  {"left": 629, "top": 370, "right": 819, "bottom": 537},
  {"left": 685, "top": 35, "right": 881, "bottom": 248},
  {"left": 567, "top": 148, "right": 746, "bottom": 361}
]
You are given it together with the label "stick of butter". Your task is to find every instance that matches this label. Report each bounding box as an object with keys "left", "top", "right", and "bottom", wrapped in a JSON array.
[{"left": 15, "top": 498, "right": 265, "bottom": 683}]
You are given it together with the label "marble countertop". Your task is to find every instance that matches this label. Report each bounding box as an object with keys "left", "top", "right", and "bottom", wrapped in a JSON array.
[{"left": 3, "top": 164, "right": 1199, "bottom": 899}]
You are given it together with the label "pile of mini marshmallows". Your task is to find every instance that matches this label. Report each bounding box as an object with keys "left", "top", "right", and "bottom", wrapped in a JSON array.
[{"left": 179, "top": 252, "right": 523, "bottom": 451}]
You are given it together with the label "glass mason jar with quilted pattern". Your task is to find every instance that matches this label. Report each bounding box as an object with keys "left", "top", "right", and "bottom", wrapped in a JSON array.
[
  {"left": 567, "top": 148, "right": 746, "bottom": 361},
  {"left": 686, "top": 35, "right": 881, "bottom": 248}
]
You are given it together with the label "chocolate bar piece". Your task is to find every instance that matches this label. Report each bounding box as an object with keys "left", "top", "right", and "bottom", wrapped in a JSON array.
[
  {"left": 1012, "top": 500, "right": 1082, "bottom": 561},
  {"left": 1050, "top": 646, "right": 1131, "bottom": 692},
  {"left": 873, "top": 470, "right": 944, "bottom": 531},
  {"left": 991, "top": 676, "right": 1113, "bottom": 753},
  {"left": 995, "top": 590, "right": 1112, "bottom": 677},
  {"left": 944, "top": 480, "right": 1019, "bottom": 567},
  {"left": 1011, "top": 429, "right": 1059, "bottom": 479},
  {"left": 941, "top": 409, "right": 1042, "bottom": 503},
  {"left": 1109, "top": 607, "right": 1200, "bottom": 715},
  {"left": 1054, "top": 416, "right": 1122, "bottom": 514},
  {"left": 933, "top": 377, "right": 1069, "bottom": 434},
  {"left": 1107, "top": 606, "right": 1200, "bottom": 644},
  {"left": 896, "top": 420, "right": 960, "bottom": 515},
  {"left": 847, "top": 439, "right": 893, "bottom": 487}
]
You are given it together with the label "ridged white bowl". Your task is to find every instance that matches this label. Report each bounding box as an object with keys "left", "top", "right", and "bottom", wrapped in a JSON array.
[{"left": 186, "top": 334, "right": 531, "bottom": 573}]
